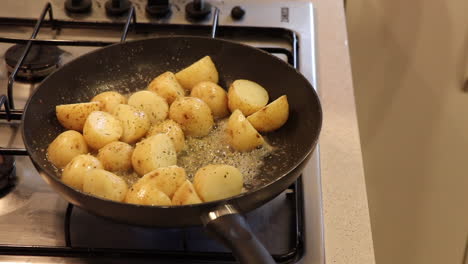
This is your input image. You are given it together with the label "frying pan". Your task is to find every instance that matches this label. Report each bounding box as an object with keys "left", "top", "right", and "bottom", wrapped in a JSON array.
[{"left": 22, "top": 36, "right": 322, "bottom": 264}]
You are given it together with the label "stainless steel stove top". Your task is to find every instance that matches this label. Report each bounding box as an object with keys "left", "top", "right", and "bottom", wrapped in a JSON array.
[{"left": 0, "top": 0, "right": 324, "bottom": 263}]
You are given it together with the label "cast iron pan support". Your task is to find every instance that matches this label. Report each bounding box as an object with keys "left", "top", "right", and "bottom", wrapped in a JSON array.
[{"left": 200, "top": 8, "right": 276, "bottom": 264}]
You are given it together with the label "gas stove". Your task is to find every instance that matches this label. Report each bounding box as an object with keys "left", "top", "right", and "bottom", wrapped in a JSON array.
[{"left": 0, "top": 0, "right": 324, "bottom": 263}]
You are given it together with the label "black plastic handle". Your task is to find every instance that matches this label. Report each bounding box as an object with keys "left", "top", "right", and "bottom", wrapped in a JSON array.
[{"left": 205, "top": 213, "right": 276, "bottom": 264}]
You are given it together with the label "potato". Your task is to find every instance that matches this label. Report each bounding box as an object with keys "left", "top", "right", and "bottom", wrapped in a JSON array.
[
  {"left": 228, "top": 80, "right": 269, "bottom": 116},
  {"left": 125, "top": 184, "right": 172, "bottom": 206},
  {"left": 226, "top": 110, "right": 264, "bottom": 151},
  {"left": 113, "top": 104, "right": 150, "bottom": 144},
  {"left": 62, "top": 154, "right": 103, "bottom": 190},
  {"left": 172, "top": 180, "right": 202, "bottom": 205},
  {"left": 190, "top": 81, "right": 229, "bottom": 119},
  {"left": 147, "top": 120, "right": 185, "bottom": 152},
  {"left": 132, "top": 166, "right": 186, "bottom": 198},
  {"left": 47, "top": 130, "right": 89, "bottom": 168},
  {"left": 83, "top": 111, "right": 123, "bottom": 149},
  {"left": 97, "top": 141, "right": 133, "bottom": 172},
  {"left": 128, "top": 91, "right": 168, "bottom": 125},
  {"left": 56, "top": 102, "right": 101, "bottom": 131},
  {"left": 247, "top": 95, "right": 289, "bottom": 132},
  {"left": 91, "top": 91, "right": 127, "bottom": 113},
  {"left": 193, "top": 164, "right": 243, "bottom": 202},
  {"left": 131, "top": 134, "right": 177, "bottom": 176},
  {"left": 169, "top": 97, "right": 213, "bottom": 137},
  {"left": 83, "top": 169, "right": 128, "bottom": 202},
  {"left": 147, "top": 72, "right": 185, "bottom": 105},
  {"left": 175, "top": 56, "right": 219, "bottom": 90}
]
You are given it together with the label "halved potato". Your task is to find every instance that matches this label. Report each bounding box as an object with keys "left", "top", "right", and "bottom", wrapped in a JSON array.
[
  {"left": 147, "top": 120, "right": 185, "bottom": 152},
  {"left": 83, "top": 111, "right": 123, "bottom": 149},
  {"left": 227, "top": 80, "right": 269, "bottom": 116},
  {"left": 128, "top": 91, "right": 168, "bottom": 125},
  {"left": 131, "top": 134, "right": 177, "bottom": 176},
  {"left": 193, "top": 164, "right": 243, "bottom": 202},
  {"left": 169, "top": 97, "right": 213, "bottom": 137},
  {"left": 62, "top": 154, "right": 103, "bottom": 190},
  {"left": 226, "top": 110, "right": 264, "bottom": 151},
  {"left": 83, "top": 169, "right": 128, "bottom": 202},
  {"left": 190, "top": 81, "right": 229, "bottom": 119},
  {"left": 175, "top": 56, "right": 219, "bottom": 90},
  {"left": 113, "top": 104, "right": 150, "bottom": 144},
  {"left": 47, "top": 130, "right": 89, "bottom": 168},
  {"left": 172, "top": 180, "right": 202, "bottom": 205},
  {"left": 125, "top": 184, "right": 172, "bottom": 206},
  {"left": 56, "top": 102, "right": 101, "bottom": 131},
  {"left": 97, "top": 141, "right": 134, "bottom": 172},
  {"left": 132, "top": 166, "right": 186, "bottom": 198},
  {"left": 247, "top": 95, "right": 289, "bottom": 132},
  {"left": 91, "top": 91, "right": 127, "bottom": 113},
  {"left": 147, "top": 72, "right": 185, "bottom": 105}
]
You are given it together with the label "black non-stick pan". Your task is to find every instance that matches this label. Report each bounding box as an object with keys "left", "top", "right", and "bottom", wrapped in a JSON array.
[{"left": 22, "top": 36, "right": 322, "bottom": 264}]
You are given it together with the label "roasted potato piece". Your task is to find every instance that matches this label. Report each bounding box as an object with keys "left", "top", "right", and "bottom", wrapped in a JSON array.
[
  {"left": 175, "top": 56, "right": 219, "bottom": 90},
  {"left": 47, "top": 130, "right": 89, "bottom": 168},
  {"left": 56, "top": 102, "right": 101, "bottom": 131},
  {"left": 131, "top": 134, "right": 177, "bottom": 176},
  {"left": 113, "top": 104, "right": 150, "bottom": 144},
  {"left": 226, "top": 110, "right": 264, "bottom": 151},
  {"left": 97, "top": 141, "right": 134, "bottom": 172},
  {"left": 83, "top": 111, "right": 123, "bottom": 149},
  {"left": 147, "top": 72, "right": 185, "bottom": 105},
  {"left": 128, "top": 91, "right": 168, "bottom": 125},
  {"left": 169, "top": 97, "right": 214, "bottom": 137},
  {"left": 190, "top": 81, "right": 229, "bottom": 119},
  {"left": 83, "top": 169, "right": 128, "bottom": 202},
  {"left": 193, "top": 164, "right": 243, "bottom": 202},
  {"left": 147, "top": 120, "right": 185, "bottom": 152},
  {"left": 172, "top": 180, "right": 202, "bottom": 205},
  {"left": 91, "top": 91, "right": 127, "bottom": 113},
  {"left": 247, "top": 95, "right": 289, "bottom": 132},
  {"left": 125, "top": 184, "right": 172, "bottom": 206},
  {"left": 62, "top": 154, "right": 103, "bottom": 190},
  {"left": 132, "top": 166, "right": 186, "bottom": 198},
  {"left": 228, "top": 80, "right": 269, "bottom": 116}
]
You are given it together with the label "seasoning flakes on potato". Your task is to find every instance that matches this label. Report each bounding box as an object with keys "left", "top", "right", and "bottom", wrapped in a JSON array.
[
  {"left": 172, "top": 180, "right": 202, "bottom": 205},
  {"left": 47, "top": 130, "right": 89, "bottom": 168},
  {"left": 83, "top": 111, "right": 123, "bottom": 149},
  {"left": 190, "top": 81, "right": 229, "bottom": 119},
  {"left": 83, "top": 169, "right": 128, "bottom": 202},
  {"left": 175, "top": 56, "right": 219, "bottom": 90},
  {"left": 125, "top": 184, "right": 172, "bottom": 206},
  {"left": 131, "top": 166, "right": 186, "bottom": 199},
  {"left": 226, "top": 109, "right": 264, "bottom": 152},
  {"left": 62, "top": 154, "right": 103, "bottom": 191},
  {"left": 56, "top": 102, "right": 101, "bottom": 131},
  {"left": 128, "top": 91, "right": 169, "bottom": 125},
  {"left": 97, "top": 141, "right": 134, "bottom": 172},
  {"left": 91, "top": 91, "right": 126, "bottom": 113},
  {"left": 228, "top": 79, "right": 269, "bottom": 116},
  {"left": 147, "top": 119, "right": 185, "bottom": 153},
  {"left": 169, "top": 97, "right": 214, "bottom": 137},
  {"left": 147, "top": 71, "right": 185, "bottom": 105},
  {"left": 193, "top": 164, "right": 243, "bottom": 202},
  {"left": 131, "top": 134, "right": 177, "bottom": 176},
  {"left": 113, "top": 104, "right": 150, "bottom": 144},
  {"left": 247, "top": 95, "right": 289, "bottom": 132}
]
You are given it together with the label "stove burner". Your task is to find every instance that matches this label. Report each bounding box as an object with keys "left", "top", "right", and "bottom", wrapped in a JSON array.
[
  {"left": 65, "top": 0, "right": 92, "bottom": 13},
  {"left": 0, "top": 155, "right": 15, "bottom": 193},
  {"left": 5, "top": 44, "right": 62, "bottom": 80}
]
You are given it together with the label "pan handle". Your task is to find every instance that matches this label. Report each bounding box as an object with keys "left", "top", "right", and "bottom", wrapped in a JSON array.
[{"left": 202, "top": 204, "right": 276, "bottom": 264}]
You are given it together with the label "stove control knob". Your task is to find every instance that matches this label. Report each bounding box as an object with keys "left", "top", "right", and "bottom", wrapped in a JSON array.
[
  {"left": 186, "top": 0, "right": 211, "bottom": 21},
  {"left": 146, "top": 0, "right": 171, "bottom": 18},
  {"left": 105, "top": 0, "right": 131, "bottom": 16},
  {"left": 231, "top": 6, "right": 245, "bottom": 20},
  {"left": 65, "top": 0, "right": 92, "bottom": 13}
]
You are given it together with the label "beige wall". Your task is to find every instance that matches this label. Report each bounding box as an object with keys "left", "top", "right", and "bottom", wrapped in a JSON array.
[{"left": 346, "top": 0, "right": 468, "bottom": 263}]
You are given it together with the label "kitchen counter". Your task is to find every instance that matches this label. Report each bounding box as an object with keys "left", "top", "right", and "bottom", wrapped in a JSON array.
[{"left": 313, "top": 1, "right": 376, "bottom": 263}]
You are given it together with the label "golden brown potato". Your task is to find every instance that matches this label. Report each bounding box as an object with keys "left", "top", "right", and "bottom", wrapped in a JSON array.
[
  {"left": 147, "top": 120, "right": 185, "bottom": 152},
  {"left": 175, "top": 56, "right": 219, "bottom": 90},
  {"left": 193, "top": 164, "right": 243, "bottom": 202},
  {"left": 226, "top": 110, "right": 264, "bottom": 151},
  {"left": 83, "top": 169, "right": 128, "bottom": 202},
  {"left": 47, "top": 130, "right": 89, "bottom": 168},
  {"left": 91, "top": 91, "right": 127, "bottom": 113},
  {"left": 131, "top": 134, "right": 177, "bottom": 176},
  {"left": 83, "top": 111, "right": 123, "bottom": 149},
  {"left": 190, "top": 81, "right": 229, "bottom": 119},
  {"left": 97, "top": 141, "right": 134, "bottom": 172},
  {"left": 132, "top": 166, "right": 186, "bottom": 198},
  {"left": 113, "top": 104, "right": 150, "bottom": 144},
  {"left": 228, "top": 80, "right": 269, "bottom": 116},
  {"left": 247, "top": 95, "right": 289, "bottom": 132},
  {"left": 125, "top": 184, "right": 172, "bottom": 206},
  {"left": 62, "top": 154, "right": 103, "bottom": 190},
  {"left": 56, "top": 102, "right": 101, "bottom": 131},
  {"left": 128, "top": 91, "right": 168, "bottom": 125},
  {"left": 172, "top": 180, "right": 202, "bottom": 205},
  {"left": 147, "top": 72, "right": 185, "bottom": 105},
  {"left": 169, "top": 97, "right": 214, "bottom": 137}
]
